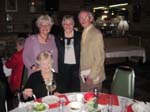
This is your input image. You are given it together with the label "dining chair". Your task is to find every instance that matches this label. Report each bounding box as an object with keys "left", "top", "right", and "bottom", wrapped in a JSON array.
[{"left": 111, "top": 66, "right": 135, "bottom": 98}]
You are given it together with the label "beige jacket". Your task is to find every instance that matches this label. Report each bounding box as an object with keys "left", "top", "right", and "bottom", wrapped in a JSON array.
[{"left": 80, "top": 24, "right": 106, "bottom": 84}]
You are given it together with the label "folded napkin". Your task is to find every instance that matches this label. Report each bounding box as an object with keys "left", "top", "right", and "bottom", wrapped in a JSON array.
[
  {"left": 97, "top": 94, "right": 119, "bottom": 106},
  {"left": 84, "top": 92, "right": 94, "bottom": 101},
  {"left": 126, "top": 104, "right": 133, "bottom": 112},
  {"left": 84, "top": 92, "right": 119, "bottom": 106}
]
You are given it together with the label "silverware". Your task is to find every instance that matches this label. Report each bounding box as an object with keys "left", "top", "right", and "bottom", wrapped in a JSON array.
[{"left": 32, "top": 94, "right": 36, "bottom": 100}]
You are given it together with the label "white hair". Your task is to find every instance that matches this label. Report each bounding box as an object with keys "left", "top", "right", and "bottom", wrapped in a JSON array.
[{"left": 36, "top": 15, "right": 54, "bottom": 28}]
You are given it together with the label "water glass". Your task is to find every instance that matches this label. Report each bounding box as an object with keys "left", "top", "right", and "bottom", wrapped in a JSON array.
[
  {"left": 120, "top": 98, "right": 128, "bottom": 112},
  {"left": 107, "top": 96, "right": 113, "bottom": 112},
  {"left": 59, "top": 98, "right": 65, "bottom": 112}
]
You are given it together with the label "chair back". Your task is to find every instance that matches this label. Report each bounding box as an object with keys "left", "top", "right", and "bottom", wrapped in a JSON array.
[
  {"left": 111, "top": 66, "right": 135, "bottom": 98},
  {"left": 20, "top": 65, "right": 28, "bottom": 91}
]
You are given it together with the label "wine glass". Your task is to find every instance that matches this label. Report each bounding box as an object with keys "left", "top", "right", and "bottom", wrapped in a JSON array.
[{"left": 46, "top": 80, "right": 57, "bottom": 96}]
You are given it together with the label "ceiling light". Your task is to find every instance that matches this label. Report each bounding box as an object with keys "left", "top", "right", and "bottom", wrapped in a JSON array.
[{"left": 109, "top": 3, "right": 128, "bottom": 8}]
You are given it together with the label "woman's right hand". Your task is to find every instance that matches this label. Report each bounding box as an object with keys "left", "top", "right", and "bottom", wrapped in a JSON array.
[
  {"left": 31, "top": 65, "right": 40, "bottom": 72},
  {"left": 23, "top": 88, "right": 33, "bottom": 99}
]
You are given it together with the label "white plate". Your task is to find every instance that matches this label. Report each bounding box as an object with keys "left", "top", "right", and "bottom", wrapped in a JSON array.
[
  {"left": 132, "top": 102, "right": 150, "bottom": 112},
  {"left": 42, "top": 95, "right": 59, "bottom": 105},
  {"left": 67, "top": 101, "right": 84, "bottom": 112}
]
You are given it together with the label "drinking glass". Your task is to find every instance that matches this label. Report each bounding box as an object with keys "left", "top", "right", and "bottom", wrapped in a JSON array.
[
  {"left": 120, "top": 97, "right": 128, "bottom": 112},
  {"left": 58, "top": 98, "right": 65, "bottom": 112},
  {"left": 107, "top": 96, "right": 113, "bottom": 112}
]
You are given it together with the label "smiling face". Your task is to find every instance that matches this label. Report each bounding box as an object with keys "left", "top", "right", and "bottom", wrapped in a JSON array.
[
  {"left": 36, "top": 52, "right": 53, "bottom": 74},
  {"left": 38, "top": 21, "right": 51, "bottom": 36},
  {"left": 39, "top": 59, "right": 52, "bottom": 73},
  {"left": 36, "top": 15, "right": 53, "bottom": 36},
  {"left": 63, "top": 19, "right": 74, "bottom": 33},
  {"left": 78, "top": 11, "right": 93, "bottom": 29}
]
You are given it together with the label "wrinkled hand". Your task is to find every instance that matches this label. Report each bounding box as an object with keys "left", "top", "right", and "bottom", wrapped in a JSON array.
[
  {"left": 85, "top": 76, "right": 93, "bottom": 85},
  {"left": 23, "top": 88, "right": 33, "bottom": 99}
]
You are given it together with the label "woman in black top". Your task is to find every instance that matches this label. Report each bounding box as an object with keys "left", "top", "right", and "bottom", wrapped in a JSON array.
[
  {"left": 22, "top": 51, "right": 62, "bottom": 101},
  {"left": 55, "top": 15, "right": 81, "bottom": 92}
]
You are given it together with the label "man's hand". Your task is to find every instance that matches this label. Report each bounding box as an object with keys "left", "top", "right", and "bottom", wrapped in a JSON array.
[{"left": 85, "top": 76, "right": 93, "bottom": 85}]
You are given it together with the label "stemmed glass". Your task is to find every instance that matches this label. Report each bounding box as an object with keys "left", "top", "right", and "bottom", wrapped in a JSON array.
[{"left": 46, "top": 80, "right": 57, "bottom": 96}]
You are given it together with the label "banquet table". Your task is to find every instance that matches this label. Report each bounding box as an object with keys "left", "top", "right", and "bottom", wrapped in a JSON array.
[
  {"left": 9, "top": 92, "right": 138, "bottom": 112},
  {"left": 105, "top": 46, "right": 146, "bottom": 63}
]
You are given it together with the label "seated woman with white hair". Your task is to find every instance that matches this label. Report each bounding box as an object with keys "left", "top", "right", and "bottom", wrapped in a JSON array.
[{"left": 22, "top": 51, "right": 62, "bottom": 101}]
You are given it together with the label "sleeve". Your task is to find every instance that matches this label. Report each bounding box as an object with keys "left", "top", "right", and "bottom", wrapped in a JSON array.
[
  {"left": 89, "top": 31, "right": 105, "bottom": 80},
  {"left": 24, "top": 75, "right": 33, "bottom": 89},
  {"left": 23, "top": 37, "right": 35, "bottom": 70},
  {"left": 51, "top": 36, "right": 58, "bottom": 73},
  {"left": 22, "top": 75, "right": 34, "bottom": 102},
  {"left": 5, "top": 53, "right": 17, "bottom": 69}
]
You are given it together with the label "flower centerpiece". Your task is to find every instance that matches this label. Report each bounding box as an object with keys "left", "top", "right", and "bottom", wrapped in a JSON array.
[
  {"left": 86, "top": 97, "right": 98, "bottom": 112},
  {"left": 84, "top": 92, "right": 98, "bottom": 112}
]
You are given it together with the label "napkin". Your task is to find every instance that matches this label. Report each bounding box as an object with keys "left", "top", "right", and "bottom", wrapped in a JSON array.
[
  {"left": 84, "top": 92, "right": 94, "bottom": 101},
  {"left": 97, "top": 94, "right": 119, "bottom": 106},
  {"left": 84, "top": 92, "right": 119, "bottom": 106},
  {"left": 126, "top": 104, "right": 133, "bottom": 112}
]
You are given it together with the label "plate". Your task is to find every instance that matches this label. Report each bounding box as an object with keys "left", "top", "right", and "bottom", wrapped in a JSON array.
[
  {"left": 42, "top": 95, "right": 59, "bottom": 105},
  {"left": 131, "top": 102, "right": 150, "bottom": 112},
  {"left": 33, "top": 102, "right": 48, "bottom": 112},
  {"left": 67, "top": 101, "right": 84, "bottom": 112}
]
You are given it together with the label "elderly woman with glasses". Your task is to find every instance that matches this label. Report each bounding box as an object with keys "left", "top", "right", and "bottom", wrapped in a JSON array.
[{"left": 23, "top": 15, "right": 58, "bottom": 77}]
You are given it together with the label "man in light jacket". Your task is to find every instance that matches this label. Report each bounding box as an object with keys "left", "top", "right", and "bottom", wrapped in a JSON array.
[{"left": 78, "top": 9, "right": 106, "bottom": 92}]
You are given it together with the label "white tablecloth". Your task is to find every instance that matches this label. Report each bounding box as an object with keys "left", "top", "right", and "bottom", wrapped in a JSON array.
[
  {"left": 10, "top": 93, "right": 134, "bottom": 112},
  {"left": 105, "top": 46, "right": 146, "bottom": 63}
]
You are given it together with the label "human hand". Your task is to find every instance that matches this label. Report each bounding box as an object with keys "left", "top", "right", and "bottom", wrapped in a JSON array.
[
  {"left": 81, "top": 69, "right": 91, "bottom": 83},
  {"left": 23, "top": 88, "right": 33, "bottom": 99},
  {"left": 31, "top": 65, "right": 39, "bottom": 72},
  {"left": 85, "top": 76, "right": 93, "bottom": 85}
]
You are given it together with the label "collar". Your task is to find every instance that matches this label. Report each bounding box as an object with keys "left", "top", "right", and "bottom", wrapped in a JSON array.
[{"left": 83, "top": 24, "right": 93, "bottom": 33}]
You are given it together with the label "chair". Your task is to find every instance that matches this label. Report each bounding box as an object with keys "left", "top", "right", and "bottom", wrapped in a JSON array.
[
  {"left": 111, "top": 66, "right": 135, "bottom": 98},
  {"left": 20, "top": 65, "right": 28, "bottom": 91}
]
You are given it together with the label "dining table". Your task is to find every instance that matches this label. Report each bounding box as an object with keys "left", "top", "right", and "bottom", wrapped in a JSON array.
[{"left": 9, "top": 92, "right": 148, "bottom": 112}]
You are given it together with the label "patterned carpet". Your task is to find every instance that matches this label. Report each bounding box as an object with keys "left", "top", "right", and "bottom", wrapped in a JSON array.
[{"left": 102, "top": 61, "right": 150, "bottom": 102}]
